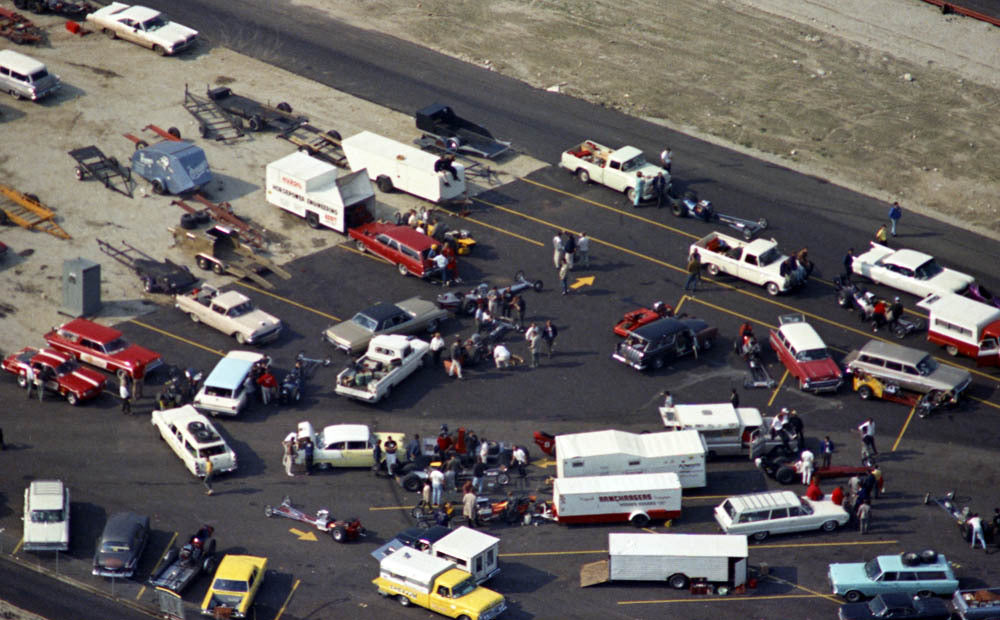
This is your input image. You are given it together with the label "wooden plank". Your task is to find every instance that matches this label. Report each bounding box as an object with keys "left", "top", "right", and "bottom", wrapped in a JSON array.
[{"left": 579, "top": 560, "right": 609, "bottom": 588}]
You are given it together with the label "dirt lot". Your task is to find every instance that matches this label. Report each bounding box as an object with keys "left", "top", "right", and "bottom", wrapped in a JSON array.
[{"left": 300, "top": 0, "right": 1000, "bottom": 236}]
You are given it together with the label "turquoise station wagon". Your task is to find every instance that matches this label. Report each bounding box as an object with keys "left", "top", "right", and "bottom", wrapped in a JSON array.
[{"left": 829, "top": 552, "right": 959, "bottom": 603}]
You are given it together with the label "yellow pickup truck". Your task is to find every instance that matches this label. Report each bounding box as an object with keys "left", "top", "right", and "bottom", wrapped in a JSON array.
[{"left": 374, "top": 548, "right": 506, "bottom": 620}]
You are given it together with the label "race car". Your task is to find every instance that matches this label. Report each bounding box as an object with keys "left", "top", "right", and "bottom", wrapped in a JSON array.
[
  {"left": 264, "top": 496, "right": 366, "bottom": 543},
  {"left": 613, "top": 301, "right": 673, "bottom": 337}
]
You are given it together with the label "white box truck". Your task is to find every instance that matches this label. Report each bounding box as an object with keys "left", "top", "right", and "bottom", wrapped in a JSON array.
[
  {"left": 341, "top": 130, "right": 468, "bottom": 204},
  {"left": 555, "top": 429, "right": 706, "bottom": 488},
  {"left": 580, "top": 533, "right": 748, "bottom": 590},
  {"left": 265, "top": 151, "right": 375, "bottom": 232},
  {"left": 552, "top": 472, "right": 682, "bottom": 527}
]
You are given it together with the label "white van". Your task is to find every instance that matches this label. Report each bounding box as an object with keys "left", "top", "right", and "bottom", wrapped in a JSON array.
[
  {"left": 0, "top": 50, "right": 61, "bottom": 101},
  {"left": 341, "top": 131, "right": 467, "bottom": 204},
  {"left": 151, "top": 405, "right": 238, "bottom": 477},
  {"left": 193, "top": 350, "right": 267, "bottom": 415},
  {"left": 714, "top": 490, "right": 848, "bottom": 542}
]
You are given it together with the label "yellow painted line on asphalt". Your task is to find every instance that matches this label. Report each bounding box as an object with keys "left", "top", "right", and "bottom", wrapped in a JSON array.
[
  {"left": 619, "top": 593, "right": 824, "bottom": 605},
  {"left": 11, "top": 538, "right": 23, "bottom": 555},
  {"left": 136, "top": 531, "right": 178, "bottom": 600},
  {"left": 517, "top": 176, "right": 700, "bottom": 240},
  {"left": 969, "top": 395, "right": 1000, "bottom": 412},
  {"left": 235, "top": 281, "right": 339, "bottom": 321},
  {"left": 340, "top": 243, "right": 395, "bottom": 265},
  {"left": 892, "top": 406, "right": 918, "bottom": 453},
  {"left": 500, "top": 549, "right": 605, "bottom": 558},
  {"left": 275, "top": 578, "right": 301, "bottom": 620},
  {"left": 641, "top": 527, "right": 657, "bottom": 534},
  {"left": 766, "top": 573, "right": 842, "bottom": 604},
  {"left": 370, "top": 505, "right": 416, "bottom": 511},
  {"left": 457, "top": 200, "right": 545, "bottom": 247},
  {"left": 768, "top": 370, "right": 789, "bottom": 407},
  {"left": 127, "top": 320, "right": 225, "bottom": 357},
  {"left": 755, "top": 539, "right": 897, "bottom": 550}
]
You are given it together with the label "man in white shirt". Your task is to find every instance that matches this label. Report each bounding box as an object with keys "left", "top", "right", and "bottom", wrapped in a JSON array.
[
  {"left": 858, "top": 418, "right": 877, "bottom": 456},
  {"left": 430, "top": 468, "right": 445, "bottom": 506},
  {"left": 511, "top": 445, "right": 527, "bottom": 478},
  {"left": 968, "top": 513, "right": 987, "bottom": 550},
  {"left": 799, "top": 449, "right": 815, "bottom": 485},
  {"left": 433, "top": 252, "right": 449, "bottom": 284},
  {"left": 493, "top": 343, "right": 512, "bottom": 369}
]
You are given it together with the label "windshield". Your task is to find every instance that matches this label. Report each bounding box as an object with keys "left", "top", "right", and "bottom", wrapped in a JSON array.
[
  {"left": 29, "top": 69, "right": 49, "bottom": 81},
  {"left": 212, "top": 578, "right": 249, "bottom": 593},
  {"left": 863, "top": 559, "right": 881, "bottom": 580},
  {"left": 757, "top": 248, "right": 781, "bottom": 266},
  {"left": 228, "top": 301, "right": 253, "bottom": 317},
  {"left": 141, "top": 16, "right": 168, "bottom": 31},
  {"left": 914, "top": 259, "right": 944, "bottom": 280},
  {"left": 621, "top": 155, "right": 647, "bottom": 173},
  {"left": 796, "top": 348, "right": 829, "bottom": 362},
  {"left": 721, "top": 500, "right": 736, "bottom": 519},
  {"left": 55, "top": 360, "right": 79, "bottom": 375},
  {"left": 103, "top": 338, "right": 128, "bottom": 354},
  {"left": 31, "top": 509, "right": 66, "bottom": 523},
  {"left": 350, "top": 313, "right": 378, "bottom": 332},
  {"left": 451, "top": 578, "right": 477, "bottom": 597},
  {"left": 916, "top": 355, "right": 939, "bottom": 376}
]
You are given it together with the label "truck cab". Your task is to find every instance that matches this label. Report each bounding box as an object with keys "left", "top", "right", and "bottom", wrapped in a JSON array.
[{"left": 659, "top": 403, "right": 779, "bottom": 459}]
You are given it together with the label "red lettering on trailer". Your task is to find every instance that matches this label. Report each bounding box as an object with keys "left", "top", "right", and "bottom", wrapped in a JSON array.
[{"left": 281, "top": 176, "right": 303, "bottom": 189}]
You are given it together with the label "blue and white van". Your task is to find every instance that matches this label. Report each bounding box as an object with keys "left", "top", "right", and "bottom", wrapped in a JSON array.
[{"left": 194, "top": 350, "right": 267, "bottom": 415}]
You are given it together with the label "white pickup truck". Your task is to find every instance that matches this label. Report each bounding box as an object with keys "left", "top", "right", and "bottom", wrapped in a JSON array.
[
  {"left": 175, "top": 285, "right": 282, "bottom": 345},
  {"left": 335, "top": 334, "right": 429, "bottom": 403},
  {"left": 689, "top": 232, "right": 809, "bottom": 296},
  {"left": 560, "top": 140, "right": 668, "bottom": 202}
]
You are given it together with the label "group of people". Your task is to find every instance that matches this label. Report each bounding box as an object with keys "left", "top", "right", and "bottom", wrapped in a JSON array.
[
  {"left": 436, "top": 316, "right": 559, "bottom": 378},
  {"left": 282, "top": 431, "right": 315, "bottom": 477},
  {"left": 553, "top": 230, "right": 590, "bottom": 294}
]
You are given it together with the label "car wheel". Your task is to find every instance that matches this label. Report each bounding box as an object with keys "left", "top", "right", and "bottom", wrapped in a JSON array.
[
  {"left": 397, "top": 595, "right": 411, "bottom": 607},
  {"left": 626, "top": 187, "right": 637, "bottom": 204},
  {"left": 276, "top": 102, "right": 292, "bottom": 113},
  {"left": 821, "top": 520, "right": 839, "bottom": 532},
  {"left": 401, "top": 473, "right": 422, "bottom": 492},
  {"left": 196, "top": 256, "right": 210, "bottom": 270},
  {"left": 212, "top": 262, "right": 225, "bottom": 275},
  {"left": 461, "top": 299, "right": 477, "bottom": 315},
  {"left": 17, "top": 373, "right": 27, "bottom": 388},
  {"left": 916, "top": 590, "right": 933, "bottom": 599},
  {"left": 858, "top": 385, "right": 873, "bottom": 400},
  {"left": 652, "top": 356, "right": 665, "bottom": 370},
  {"left": 248, "top": 115, "right": 263, "bottom": 131},
  {"left": 235, "top": 332, "right": 247, "bottom": 345},
  {"left": 946, "top": 344, "right": 959, "bottom": 356},
  {"left": 153, "top": 45, "right": 167, "bottom": 56},
  {"left": 706, "top": 263, "right": 720, "bottom": 276},
  {"left": 766, "top": 282, "right": 781, "bottom": 296},
  {"left": 167, "top": 127, "right": 181, "bottom": 139},
  {"left": 426, "top": 319, "right": 440, "bottom": 333},
  {"left": 66, "top": 392, "right": 79, "bottom": 406},
  {"left": 533, "top": 279, "right": 543, "bottom": 292},
  {"left": 306, "top": 212, "right": 320, "bottom": 229},
  {"left": 497, "top": 472, "right": 511, "bottom": 486},
  {"left": 576, "top": 169, "right": 590, "bottom": 184},
  {"left": 355, "top": 239, "right": 367, "bottom": 253},
  {"left": 630, "top": 513, "right": 650, "bottom": 527},
  {"left": 74, "top": 166, "right": 85, "bottom": 181},
  {"left": 668, "top": 573, "right": 689, "bottom": 589},
  {"left": 331, "top": 526, "right": 346, "bottom": 543},
  {"left": 844, "top": 590, "right": 864, "bottom": 604},
  {"left": 775, "top": 466, "right": 796, "bottom": 485},
  {"left": 397, "top": 263, "right": 409, "bottom": 277},
  {"left": 751, "top": 531, "right": 769, "bottom": 542},
  {"left": 701, "top": 337, "right": 713, "bottom": 351},
  {"left": 264, "top": 505, "right": 274, "bottom": 518},
  {"left": 104, "top": 28, "right": 117, "bottom": 40},
  {"left": 189, "top": 312, "right": 200, "bottom": 324}
]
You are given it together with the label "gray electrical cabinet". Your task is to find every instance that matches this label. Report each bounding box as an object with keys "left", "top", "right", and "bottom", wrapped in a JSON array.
[{"left": 60, "top": 258, "right": 101, "bottom": 317}]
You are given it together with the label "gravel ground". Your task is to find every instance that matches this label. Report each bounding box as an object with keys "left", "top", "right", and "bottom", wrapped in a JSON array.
[{"left": 0, "top": 600, "right": 44, "bottom": 620}]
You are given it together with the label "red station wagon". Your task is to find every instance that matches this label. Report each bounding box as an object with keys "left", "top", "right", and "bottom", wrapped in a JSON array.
[
  {"left": 44, "top": 318, "right": 163, "bottom": 381},
  {"left": 2, "top": 347, "right": 107, "bottom": 405},
  {"left": 348, "top": 222, "right": 456, "bottom": 281},
  {"left": 769, "top": 314, "right": 843, "bottom": 393}
]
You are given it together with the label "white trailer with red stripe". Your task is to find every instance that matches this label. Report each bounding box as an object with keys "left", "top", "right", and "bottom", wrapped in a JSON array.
[
  {"left": 552, "top": 472, "right": 681, "bottom": 527},
  {"left": 555, "top": 429, "right": 706, "bottom": 488}
]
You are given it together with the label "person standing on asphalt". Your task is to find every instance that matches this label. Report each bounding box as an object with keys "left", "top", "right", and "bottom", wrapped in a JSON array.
[
  {"left": 799, "top": 449, "right": 815, "bottom": 485},
  {"left": 842, "top": 248, "right": 855, "bottom": 283},
  {"left": 652, "top": 172, "right": 666, "bottom": 208},
  {"left": 430, "top": 332, "right": 445, "bottom": 368},
  {"left": 558, "top": 257, "right": 571, "bottom": 295},
  {"left": 730, "top": 388, "right": 739, "bottom": 408},
  {"left": 383, "top": 436, "right": 398, "bottom": 476},
  {"left": 202, "top": 458, "right": 214, "bottom": 496},
  {"left": 660, "top": 147, "right": 673, "bottom": 173},
  {"left": 857, "top": 501, "right": 871, "bottom": 534},
  {"left": 874, "top": 224, "right": 888, "bottom": 245},
  {"left": 526, "top": 323, "right": 543, "bottom": 368},
  {"left": 888, "top": 201, "right": 902, "bottom": 237},
  {"left": 684, "top": 251, "right": 702, "bottom": 293},
  {"left": 661, "top": 390, "right": 674, "bottom": 409},
  {"left": 542, "top": 321, "right": 558, "bottom": 358},
  {"left": 257, "top": 368, "right": 277, "bottom": 405},
  {"left": 120, "top": 377, "right": 132, "bottom": 415},
  {"left": 463, "top": 488, "right": 479, "bottom": 527},
  {"left": 430, "top": 467, "right": 445, "bottom": 506},
  {"left": 552, "top": 232, "right": 565, "bottom": 269},
  {"left": 449, "top": 337, "right": 464, "bottom": 380},
  {"left": 472, "top": 460, "right": 487, "bottom": 495},
  {"left": 24, "top": 364, "right": 35, "bottom": 400},
  {"left": 858, "top": 417, "right": 877, "bottom": 457},
  {"left": 633, "top": 173, "right": 645, "bottom": 208},
  {"left": 406, "top": 434, "right": 422, "bottom": 462},
  {"left": 511, "top": 295, "right": 525, "bottom": 330},
  {"left": 576, "top": 232, "right": 590, "bottom": 268},
  {"left": 511, "top": 445, "right": 528, "bottom": 478},
  {"left": 563, "top": 231, "right": 576, "bottom": 270},
  {"left": 821, "top": 436, "right": 835, "bottom": 469}
]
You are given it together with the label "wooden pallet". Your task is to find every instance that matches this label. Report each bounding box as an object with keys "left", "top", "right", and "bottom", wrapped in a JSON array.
[{"left": 0, "top": 183, "right": 71, "bottom": 240}]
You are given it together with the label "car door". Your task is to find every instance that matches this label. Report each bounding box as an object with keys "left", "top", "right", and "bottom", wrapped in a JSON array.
[
  {"left": 77, "top": 338, "right": 108, "bottom": 370},
  {"left": 767, "top": 507, "right": 792, "bottom": 534},
  {"left": 117, "top": 18, "right": 144, "bottom": 45},
  {"left": 604, "top": 158, "right": 627, "bottom": 192},
  {"left": 207, "top": 301, "right": 229, "bottom": 332},
  {"left": 342, "top": 440, "right": 373, "bottom": 467},
  {"left": 322, "top": 440, "right": 347, "bottom": 466}
]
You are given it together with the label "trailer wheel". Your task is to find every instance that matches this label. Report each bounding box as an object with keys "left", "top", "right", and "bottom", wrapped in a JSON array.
[
  {"left": 104, "top": 28, "right": 117, "bottom": 40},
  {"left": 74, "top": 166, "right": 85, "bottom": 181},
  {"left": 765, "top": 281, "right": 781, "bottom": 296},
  {"left": 151, "top": 179, "right": 166, "bottom": 195},
  {"left": 629, "top": 513, "right": 650, "bottom": 527},
  {"left": 532, "top": 279, "right": 543, "bottom": 292},
  {"left": 180, "top": 213, "right": 199, "bottom": 229},
  {"left": 706, "top": 263, "right": 720, "bottom": 276},
  {"left": 276, "top": 102, "right": 292, "bottom": 113},
  {"left": 742, "top": 227, "right": 754, "bottom": 241},
  {"left": 446, "top": 137, "right": 460, "bottom": 151},
  {"left": 153, "top": 45, "right": 167, "bottom": 56},
  {"left": 757, "top": 218, "right": 768, "bottom": 229},
  {"left": 667, "top": 573, "right": 689, "bottom": 589},
  {"left": 576, "top": 168, "right": 590, "bottom": 184},
  {"left": 857, "top": 385, "right": 873, "bottom": 400},
  {"left": 671, "top": 201, "right": 684, "bottom": 217},
  {"left": 135, "top": 140, "right": 148, "bottom": 151},
  {"left": 306, "top": 212, "right": 320, "bottom": 229},
  {"left": 376, "top": 175, "right": 394, "bottom": 193},
  {"left": 196, "top": 256, "right": 211, "bottom": 270},
  {"left": 248, "top": 115, "right": 263, "bottom": 131},
  {"left": 211, "top": 262, "right": 225, "bottom": 276},
  {"left": 325, "top": 129, "right": 342, "bottom": 141},
  {"left": 167, "top": 126, "right": 181, "bottom": 139},
  {"left": 264, "top": 505, "right": 274, "bottom": 518}
]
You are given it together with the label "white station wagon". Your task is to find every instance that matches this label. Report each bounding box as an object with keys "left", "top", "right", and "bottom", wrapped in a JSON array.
[
  {"left": 714, "top": 490, "right": 849, "bottom": 542},
  {"left": 23, "top": 480, "right": 70, "bottom": 552},
  {"left": 151, "top": 405, "right": 237, "bottom": 477}
]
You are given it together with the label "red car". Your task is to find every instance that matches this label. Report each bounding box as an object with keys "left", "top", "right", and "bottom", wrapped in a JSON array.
[
  {"left": 3, "top": 347, "right": 107, "bottom": 405},
  {"left": 348, "top": 222, "right": 456, "bottom": 281},
  {"left": 612, "top": 302, "right": 673, "bottom": 337},
  {"left": 768, "top": 314, "right": 843, "bottom": 393},
  {"left": 44, "top": 318, "right": 162, "bottom": 381}
]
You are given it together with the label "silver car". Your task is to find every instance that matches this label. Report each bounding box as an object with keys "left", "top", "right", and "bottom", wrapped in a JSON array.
[
  {"left": 323, "top": 297, "right": 446, "bottom": 354},
  {"left": 844, "top": 340, "right": 971, "bottom": 397}
]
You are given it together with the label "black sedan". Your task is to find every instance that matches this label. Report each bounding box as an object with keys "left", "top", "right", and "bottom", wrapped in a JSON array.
[
  {"left": 92, "top": 512, "right": 150, "bottom": 579},
  {"left": 838, "top": 592, "right": 951, "bottom": 620}
]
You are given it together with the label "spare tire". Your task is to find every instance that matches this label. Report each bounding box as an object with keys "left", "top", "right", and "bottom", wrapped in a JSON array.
[
  {"left": 900, "top": 552, "right": 920, "bottom": 566},
  {"left": 918, "top": 549, "right": 937, "bottom": 564}
]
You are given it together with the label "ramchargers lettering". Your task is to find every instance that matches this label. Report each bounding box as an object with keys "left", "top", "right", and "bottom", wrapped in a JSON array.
[
  {"left": 281, "top": 175, "right": 303, "bottom": 189},
  {"left": 598, "top": 493, "right": 653, "bottom": 502}
]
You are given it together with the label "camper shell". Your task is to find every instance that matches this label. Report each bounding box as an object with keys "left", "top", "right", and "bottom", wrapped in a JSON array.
[
  {"left": 918, "top": 293, "right": 1000, "bottom": 367},
  {"left": 265, "top": 151, "right": 374, "bottom": 232},
  {"left": 555, "top": 429, "right": 706, "bottom": 488},
  {"left": 553, "top": 472, "right": 682, "bottom": 526},
  {"left": 580, "top": 533, "right": 748, "bottom": 589},
  {"left": 658, "top": 403, "right": 780, "bottom": 458},
  {"left": 374, "top": 526, "right": 500, "bottom": 584},
  {"left": 341, "top": 130, "right": 468, "bottom": 204}
]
